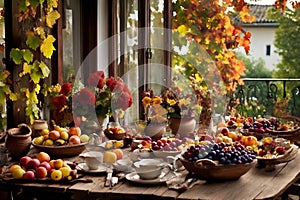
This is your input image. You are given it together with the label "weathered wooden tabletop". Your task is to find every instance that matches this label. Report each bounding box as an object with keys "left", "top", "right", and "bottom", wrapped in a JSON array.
[{"left": 2, "top": 146, "right": 300, "bottom": 200}]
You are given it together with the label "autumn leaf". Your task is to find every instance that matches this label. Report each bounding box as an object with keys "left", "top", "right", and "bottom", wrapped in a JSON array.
[
  {"left": 29, "top": 0, "right": 41, "bottom": 9},
  {"left": 40, "top": 35, "right": 56, "bottom": 58},
  {"left": 23, "top": 63, "right": 32, "bottom": 74},
  {"left": 39, "top": 61, "right": 50, "bottom": 77},
  {"left": 47, "top": 0, "right": 58, "bottom": 8},
  {"left": 34, "top": 26, "right": 46, "bottom": 39},
  {"left": 46, "top": 10, "right": 60, "bottom": 28}
]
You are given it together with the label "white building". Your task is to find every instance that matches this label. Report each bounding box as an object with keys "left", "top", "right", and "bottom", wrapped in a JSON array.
[{"left": 238, "top": 5, "right": 280, "bottom": 70}]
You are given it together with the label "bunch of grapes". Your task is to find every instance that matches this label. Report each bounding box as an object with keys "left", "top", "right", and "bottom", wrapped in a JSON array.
[{"left": 182, "top": 141, "right": 256, "bottom": 165}]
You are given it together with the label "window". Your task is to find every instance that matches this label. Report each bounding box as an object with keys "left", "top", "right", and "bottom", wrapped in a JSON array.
[
  {"left": 266, "top": 45, "right": 271, "bottom": 56},
  {"left": 108, "top": 0, "right": 172, "bottom": 123},
  {"left": 61, "top": 0, "right": 172, "bottom": 124}
]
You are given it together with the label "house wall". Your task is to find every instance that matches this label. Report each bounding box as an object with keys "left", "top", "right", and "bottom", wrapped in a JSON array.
[{"left": 239, "top": 26, "right": 280, "bottom": 70}]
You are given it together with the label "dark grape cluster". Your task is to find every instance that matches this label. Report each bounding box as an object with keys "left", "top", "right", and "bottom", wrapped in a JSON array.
[{"left": 182, "top": 141, "right": 256, "bottom": 165}]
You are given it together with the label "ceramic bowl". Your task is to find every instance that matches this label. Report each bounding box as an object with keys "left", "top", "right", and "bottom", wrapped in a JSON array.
[
  {"left": 134, "top": 158, "right": 163, "bottom": 169},
  {"left": 135, "top": 166, "right": 163, "bottom": 180},
  {"left": 113, "top": 159, "right": 133, "bottom": 172}
]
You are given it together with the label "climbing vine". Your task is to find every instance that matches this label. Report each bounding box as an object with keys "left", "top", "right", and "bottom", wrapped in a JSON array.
[{"left": 9, "top": 0, "right": 60, "bottom": 124}]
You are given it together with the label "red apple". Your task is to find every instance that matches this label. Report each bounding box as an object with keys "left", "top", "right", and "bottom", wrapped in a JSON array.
[
  {"left": 35, "top": 166, "right": 48, "bottom": 179},
  {"left": 19, "top": 156, "right": 32, "bottom": 169},
  {"left": 23, "top": 170, "right": 35, "bottom": 179},
  {"left": 221, "top": 127, "right": 230, "bottom": 136},
  {"left": 69, "top": 135, "right": 81, "bottom": 145},
  {"left": 27, "top": 158, "right": 41, "bottom": 170},
  {"left": 48, "top": 130, "right": 60, "bottom": 140},
  {"left": 39, "top": 161, "right": 51, "bottom": 172}
]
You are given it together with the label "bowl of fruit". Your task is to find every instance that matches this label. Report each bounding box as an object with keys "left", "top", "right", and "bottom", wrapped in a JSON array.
[
  {"left": 180, "top": 141, "right": 256, "bottom": 181},
  {"left": 151, "top": 138, "right": 183, "bottom": 158},
  {"left": 32, "top": 126, "right": 90, "bottom": 157},
  {"left": 104, "top": 123, "right": 126, "bottom": 140}
]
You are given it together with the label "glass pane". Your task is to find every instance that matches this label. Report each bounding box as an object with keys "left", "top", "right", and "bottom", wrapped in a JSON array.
[
  {"left": 150, "top": 0, "right": 166, "bottom": 95},
  {"left": 116, "top": 0, "right": 139, "bottom": 124}
]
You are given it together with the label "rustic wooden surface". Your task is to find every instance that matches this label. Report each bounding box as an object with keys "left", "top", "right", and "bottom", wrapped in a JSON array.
[{"left": 1, "top": 146, "right": 300, "bottom": 200}]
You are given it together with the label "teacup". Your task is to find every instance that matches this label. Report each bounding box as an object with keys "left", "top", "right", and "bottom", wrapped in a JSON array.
[{"left": 80, "top": 151, "right": 103, "bottom": 170}]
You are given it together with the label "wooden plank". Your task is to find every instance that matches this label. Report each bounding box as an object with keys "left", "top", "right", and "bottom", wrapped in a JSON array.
[{"left": 177, "top": 151, "right": 300, "bottom": 200}]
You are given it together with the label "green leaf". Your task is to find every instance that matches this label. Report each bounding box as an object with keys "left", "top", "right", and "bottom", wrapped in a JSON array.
[
  {"left": 26, "top": 34, "right": 40, "bottom": 50},
  {"left": 29, "top": 0, "right": 41, "bottom": 9},
  {"left": 19, "top": 0, "right": 28, "bottom": 12},
  {"left": 31, "top": 70, "right": 42, "bottom": 84},
  {"left": 0, "top": 91, "right": 5, "bottom": 105},
  {"left": 40, "top": 35, "right": 56, "bottom": 58},
  {"left": 10, "top": 48, "right": 23, "bottom": 65},
  {"left": 2, "top": 85, "right": 11, "bottom": 95},
  {"left": 39, "top": 61, "right": 50, "bottom": 77},
  {"left": 46, "top": 10, "right": 60, "bottom": 28},
  {"left": 23, "top": 49, "right": 34, "bottom": 63}
]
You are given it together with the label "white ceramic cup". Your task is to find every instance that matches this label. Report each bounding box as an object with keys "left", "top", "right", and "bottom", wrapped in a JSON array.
[{"left": 81, "top": 151, "right": 103, "bottom": 170}]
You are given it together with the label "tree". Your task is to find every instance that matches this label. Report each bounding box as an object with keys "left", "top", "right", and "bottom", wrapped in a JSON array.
[{"left": 268, "top": 7, "right": 300, "bottom": 79}]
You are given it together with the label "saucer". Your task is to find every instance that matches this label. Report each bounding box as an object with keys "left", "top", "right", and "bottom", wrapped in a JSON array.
[
  {"left": 125, "top": 167, "right": 175, "bottom": 185},
  {"left": 76, "top": 163, "right": 107, "bottom": 173}
]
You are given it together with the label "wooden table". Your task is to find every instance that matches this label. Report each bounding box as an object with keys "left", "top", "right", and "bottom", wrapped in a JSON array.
[{"left": 1, "top": 147, "right": 300, "bottom": 200}]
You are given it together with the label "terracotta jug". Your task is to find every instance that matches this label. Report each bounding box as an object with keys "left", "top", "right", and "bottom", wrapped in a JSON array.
[{"left": 5, "top": 123, "right": 32, "bottom": 159}]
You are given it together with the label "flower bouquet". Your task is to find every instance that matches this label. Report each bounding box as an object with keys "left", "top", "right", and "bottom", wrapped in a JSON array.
[{"left": 72, "top": 71, "right": 133, "bottom": 131}]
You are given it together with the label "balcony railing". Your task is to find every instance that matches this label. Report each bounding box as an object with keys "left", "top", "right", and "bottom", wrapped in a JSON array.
[{"left": 227, "top": 78, "right": 300, "bottom": 117}]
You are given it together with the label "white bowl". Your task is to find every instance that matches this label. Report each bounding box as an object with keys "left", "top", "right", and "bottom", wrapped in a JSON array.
[
  {"left": 114, "top": 159, "right": 133, "bottom": 172},
  {"left": 134, "top": 158, "right": 163, "bottom": 168},
  {"left": 135, "top": 166, "right": 163, "bottom": 180}
]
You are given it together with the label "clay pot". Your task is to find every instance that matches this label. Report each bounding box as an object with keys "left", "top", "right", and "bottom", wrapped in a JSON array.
[
  {"left": 144, "top": 123, "right": 166, "bottom": 140},
  {"left": 32, "top": 119, "right": 48, "bottom": 138},
  {"left": 168, "top": 117, "right": 196, "bottom": 137},
  {"left": 5, "top": 124, "right": 32, "bottom": 158}
]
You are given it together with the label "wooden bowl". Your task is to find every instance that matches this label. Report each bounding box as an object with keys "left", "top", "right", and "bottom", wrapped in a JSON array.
[
  {"left": 104, "top": 130, "right": 126, "bottom": 140},
  {"left": 180, "top": 158, "right": 255, "bottom": 181},
  {"left": 32, "top": 138, "right": 88, "bottom": 157}
]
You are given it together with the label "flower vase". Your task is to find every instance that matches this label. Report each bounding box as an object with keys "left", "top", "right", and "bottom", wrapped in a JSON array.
[
  {"left": 144, "top": 122, "right": 166, "bottom": 140},
  {"left": 168, "top": 117, "right": 196, "bottom": 137}
]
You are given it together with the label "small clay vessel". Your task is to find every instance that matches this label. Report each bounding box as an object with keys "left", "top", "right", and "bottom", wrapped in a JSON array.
[{"left": 5, "top": 123, "right": 32, "bottom": 159}]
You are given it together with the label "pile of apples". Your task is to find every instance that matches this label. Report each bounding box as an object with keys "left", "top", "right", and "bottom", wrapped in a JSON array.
[
  {"left": 33, "top": 125, "right": 90, "bottom": 146},
  {"left": 8, "top": 152, "right": 78, "bottom": 181}
]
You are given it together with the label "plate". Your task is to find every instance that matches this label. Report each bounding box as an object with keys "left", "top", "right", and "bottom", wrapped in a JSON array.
[
  {"left": 125, "top": 167, "right": 175, "bottom": 185},
  {"left": 76, "top": 163, "right": 107, "bottom": 173}
]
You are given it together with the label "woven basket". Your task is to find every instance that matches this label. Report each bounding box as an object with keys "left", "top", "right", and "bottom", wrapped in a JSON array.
[{"left": 180, "top": 158, "right": 255, "bottom": 181}]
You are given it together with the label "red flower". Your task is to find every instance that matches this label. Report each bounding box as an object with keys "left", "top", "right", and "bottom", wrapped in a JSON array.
[
  {"left": 97, "top": 77, "right": 105, "bottom": 89},
  {"left": 52, "top": 95, "right": 67, "bottom": 111},
  {"left": 60, "top": 82, "right": 72, "bottom": 95},
  {"left": 74, "top": 88, "right": 96, "bottom": 105},
  {"left": 114, "top": 80, "right": 124, "bottom": 92},
  {"left": 116, "top": 91, "right": 133, "bottom": 110},
  {"left": 106, "top": 77, "right": 116, "bottom": 91},
  {"left": 87, "top": 71, "right": 105, "bottom": 87}
]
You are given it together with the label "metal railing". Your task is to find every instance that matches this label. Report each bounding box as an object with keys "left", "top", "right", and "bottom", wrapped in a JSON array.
[{"left": 227, "top": 78, "right": 300, "bottom": 117}]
